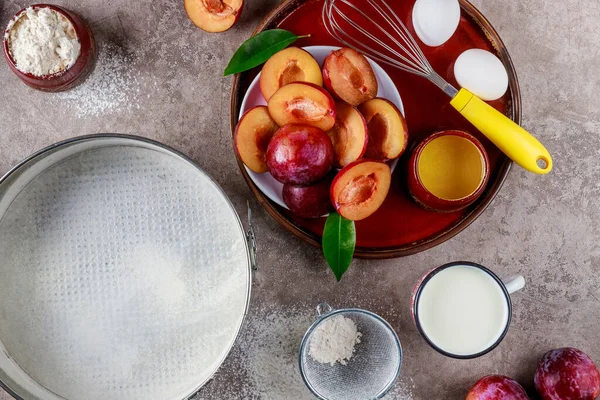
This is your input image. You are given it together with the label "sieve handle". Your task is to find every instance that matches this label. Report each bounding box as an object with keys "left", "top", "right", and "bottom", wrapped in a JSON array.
[{"left": 316, "top": 303, "right": 333, "bottom": 317}]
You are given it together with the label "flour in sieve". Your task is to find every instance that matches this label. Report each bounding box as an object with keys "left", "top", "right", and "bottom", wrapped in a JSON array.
[
  {"left": 55, "top": 40, "right": 141, "bottom": 117},
  {"left": 194, "top": 306, "right": 414, "bottom": 399},
  {"left": 308, "top": 315, "right": 362, "bottom": 366}
]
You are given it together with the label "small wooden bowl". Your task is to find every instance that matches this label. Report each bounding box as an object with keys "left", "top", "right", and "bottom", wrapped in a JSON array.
[
  {"left": 408, "top": 130, "right": 490, "bottom": 213},
  {"left": 3, "top": 4, "right": 96, "bottom": 92}
]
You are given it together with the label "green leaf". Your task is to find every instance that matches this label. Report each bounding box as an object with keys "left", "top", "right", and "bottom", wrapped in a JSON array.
[
  {"left": 224, "top": 29, "right": 309, "bottom": 76},
  {"left": 322, "top": 212, "right": 356, "bottom": 281}
]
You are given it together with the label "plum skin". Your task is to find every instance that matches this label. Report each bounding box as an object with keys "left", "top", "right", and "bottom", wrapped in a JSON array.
[
  {"left": 466, "top": 375, "right": 529, "bottom": 400},
  {"left": 282, "top": 175, "right": 334, "bottom": 218},
  {"left": 266, "top": 124, "right": 334, "bottom": 185},
  {"left": 535, "top": 348, "right": 600, "bottom": 400}
]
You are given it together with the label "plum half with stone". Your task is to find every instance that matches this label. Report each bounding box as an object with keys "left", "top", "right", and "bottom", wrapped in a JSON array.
[
  {"left": 535, "top": 348, "right": 600, "bottom": 400},
  {"left": 322, "top": 48, "right": 378, "bottom": 106},
  {"left": 234, "top": 106, "right": 279, "bottom": 173},
  {"left": 184, "top": 0, "right": 243, "bottom": 33},
  {"left": 466, "top": 375, "right": 530, "bottom": 400},
  {"left": 330, "top": 160, "right": 391, "bottom": 221},
  {"left": 358, "top": 98, "right": 408, "bottom": 160},
  {"left": 283, "top": 174, "right": 334, "bottom": 218},
  {"left": 266, "top": 124, "right": 334, "bottom": 185},
  {"left": 260, "top": 47, "right": 323, "bottom": 101},
  {"left": 268, "top": 82, "right": 337, "bottom": 131},
  {"left": 326, "top": 101, "right": 368, "bottom": 168}
]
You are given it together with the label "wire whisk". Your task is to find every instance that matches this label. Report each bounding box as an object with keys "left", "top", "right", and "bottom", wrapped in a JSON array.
[
  {"left": 322, "top": 0, "right": 456, "bottom": 97},
  {"left": 322, "top": 0, "right": 553, "bottom": 174}
]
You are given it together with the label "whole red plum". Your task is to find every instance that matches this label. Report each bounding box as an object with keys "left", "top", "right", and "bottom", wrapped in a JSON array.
[
  {"left": 535, "top": 348, "right": 600, "bottom": 400},
  {"left": 466, "top": 375, "right": 530, "bottom": 400},
  {"left": 282, "top": 174, "right": 334, "bottom": 218},
  {"left": 266, "top": 124, "right": 334, "bottom": 185}
]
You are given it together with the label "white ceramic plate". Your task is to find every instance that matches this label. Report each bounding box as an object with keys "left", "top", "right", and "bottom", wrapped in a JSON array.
[{"left": 239, "top": 45, "right": 404, "bottom": 210}]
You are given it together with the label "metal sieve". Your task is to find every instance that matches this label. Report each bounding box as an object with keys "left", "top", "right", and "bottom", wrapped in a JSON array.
[
  {"left": 299, "top": 303, "right": 402, "bottom": 400},
  {"left": 0, "top": 134, "right": 256, "bottom": 400}
]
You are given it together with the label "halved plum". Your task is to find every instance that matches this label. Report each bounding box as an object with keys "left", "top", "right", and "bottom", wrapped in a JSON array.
[
  {"left": 260, "top": 47, "right": 323, "bottom": 101},
  {"left": 184, "top": 0, "right": 243, "bottom": 33},
  {"left": 358, "top": 98, "right": 408, "bottom": 160},
  {"left": 235, "top": 106, "right": 279, "bottom": 173},
  {"left": 266, "top": 124, "right": 334, "bottom": 185},
  {"left": 322, "top": 48, "right": 378, "bottom": 106},
  {"left": 267, "top": 82, "right": 337, "bottom": 131},
  {"left": 330, "top": 160, "right": 391, "bottom": 221},
  {"left": 326, "top": 101, "right": 368, "bottom": 168},
  {"left": 283, "top": 174, "right": 334, "bottom": 218}
]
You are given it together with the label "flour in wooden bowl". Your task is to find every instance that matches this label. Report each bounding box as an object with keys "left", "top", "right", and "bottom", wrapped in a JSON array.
[{"left": 6, "top": 7, "right": 80, "bottom": 76}]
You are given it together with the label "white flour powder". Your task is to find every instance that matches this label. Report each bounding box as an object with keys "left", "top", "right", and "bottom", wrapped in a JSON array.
[
  {"left": 195, "top": 306, "right": 414, "bottom": 399},
  {"left": 309, "top": 315, "right": 362, "bottom": 366},
  {"left": 55, "top": 40, "right": 141, "bottom": 117},
  {"left": 6, "top": 7, "right": 80, "bottom": 76}
]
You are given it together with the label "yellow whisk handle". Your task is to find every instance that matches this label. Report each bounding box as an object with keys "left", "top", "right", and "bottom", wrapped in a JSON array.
[{"left": 450, "top": 88, "right": 553, "bottom": 175}]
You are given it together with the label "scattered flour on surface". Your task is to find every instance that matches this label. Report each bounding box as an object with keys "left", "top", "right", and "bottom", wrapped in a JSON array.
[
  {"left": 55, "top": 40, "right": 140, "bottom": 117},
  {"left": 308, "top": 315, "right": 362, "bottom": 366},
  {"left": 194, "top": 306, "right": 414, "bottom": 400},
  {"left": 6, "top": 7, "right": 80, "bottom": 76}
]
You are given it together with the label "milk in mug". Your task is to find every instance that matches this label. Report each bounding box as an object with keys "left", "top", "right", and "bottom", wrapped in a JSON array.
[{"left": 417, "top": 265, "right": 510, "bottom": 356}]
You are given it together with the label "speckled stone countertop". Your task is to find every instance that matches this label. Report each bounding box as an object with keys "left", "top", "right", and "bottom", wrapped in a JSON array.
[{"left": 1, "top": 0, "right": 599, "bottom": 399}]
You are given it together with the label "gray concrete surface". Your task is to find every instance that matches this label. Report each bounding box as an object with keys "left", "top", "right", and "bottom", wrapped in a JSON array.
[{"left": 1, "top": 0, "right": 598, "bottom": 399}]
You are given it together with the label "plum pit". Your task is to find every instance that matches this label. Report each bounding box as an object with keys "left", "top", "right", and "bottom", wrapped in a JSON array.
[
  {"left": 323, "top": 48, "right": 378, "bottom": 106},
  {"left": 185, "top": 0, "right": 242, "bottom": 32},
  {"left": 326, "top": 101, "right": 368, "bottom": 167},
  {"left": 235, "top": 106, "right": 278, "bottom": 173},
  {"left": 327, "top": 122, "right": 349, "bottom": 161},
  {"left": 279, "top": 61, "right": 305, "bottom": 87},
  {"left": 203, "top": 0, "right": 236, "bottom": 17},
  {"left": 339, "top": 57, "right": 366, "bottom": 91},
  {"left": 260, "top": 48, "right": 323, "bottom": 101},
  {"left": 359, "top": 98, "right": 408, "bottom": 160},
  {"left": 268, "top": 82, "right": 336, "bottom": 131},
  {"left": 331, "top": 160, "right": 391, "bottom": 221},
  {"left": 339, "top": 174, "right": 377, "bottom": 206},
  {"left": 286, "top": 98, "right": 327, "bottom": 122}
]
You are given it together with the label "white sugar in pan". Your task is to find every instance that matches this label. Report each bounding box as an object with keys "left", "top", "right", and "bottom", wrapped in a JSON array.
[{"left": 0, "top": 135, "right": 252, "bottom": 400}]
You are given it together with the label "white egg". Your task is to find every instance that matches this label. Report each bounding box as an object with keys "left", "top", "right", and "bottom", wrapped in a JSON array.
[
  {"left": 412, "top": 0, "right": 461, "bottom": 47},
  {"left": 454, "top": 49, "right": 509, "bottom": 101}
]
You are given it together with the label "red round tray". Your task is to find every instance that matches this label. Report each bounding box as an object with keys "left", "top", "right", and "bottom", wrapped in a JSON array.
[{"left": 230, "top": 0, "right": 518, "bottom": 258}]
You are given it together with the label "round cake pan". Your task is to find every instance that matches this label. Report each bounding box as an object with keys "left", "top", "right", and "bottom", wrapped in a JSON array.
[{"left": 0, "top": 134, "right": 254, "bottom": 400}]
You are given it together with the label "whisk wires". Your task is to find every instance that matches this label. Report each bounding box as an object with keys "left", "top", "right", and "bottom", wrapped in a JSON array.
[{"left": 322, "top": 0, "right": 459, "bottom": 97}]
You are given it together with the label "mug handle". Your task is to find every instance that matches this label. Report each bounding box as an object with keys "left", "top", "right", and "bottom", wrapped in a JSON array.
[{"left": 502, "top": 275, "right": 526, "bottom": 294}]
